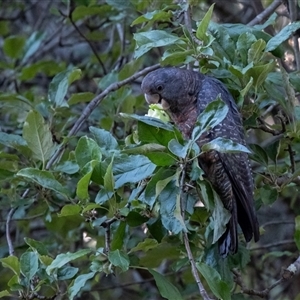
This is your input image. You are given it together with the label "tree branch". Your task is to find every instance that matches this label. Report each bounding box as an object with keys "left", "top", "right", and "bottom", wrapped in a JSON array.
[
  {"left": 6, "top": 207, "right": 17, "bottom": 256},
  {"left": 46, "top": 63, "right": 161, "bottom": 169},
  {"left": 179, "top": 163, "right": 212, "bottom": 300},
  {"left": 233, "top": 255, "right": 300, "bottom": 298},
  {"left": 247, "top": 0, "right": 283, "bottom": 26}
]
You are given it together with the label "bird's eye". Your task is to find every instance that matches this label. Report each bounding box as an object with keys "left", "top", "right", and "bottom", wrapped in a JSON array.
[{"left": 157, "top": 85, "right": 163, "bottom": 91}]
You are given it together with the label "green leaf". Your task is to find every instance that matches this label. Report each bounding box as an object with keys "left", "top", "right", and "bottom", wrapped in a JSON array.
[
  {"left": 113, "top": 154, "right": 156, "bottom": 189},
  {"left": 68, "top": 272, "right": 96, "bottom": 300},
  {"left": 294, "top": 216, "right": 300, "bottom": 250},
  {"left": 236, "top": 32, "right": 257, "bottom": 65},
  {"left": 57, "top": 266, "right": 78, "bottom": 280},
  {"left": 259, "top": 185, "right": 278, "bottom": 205},
  {"left": 196, "top": 262, "right": 231, "bottom": 300},
  {"left": 17, "top": 168, "right": 70, "bottom": 196},
  {"left": 158, "top": 177, "right": 185, "bottom": 234},
  {"left": 248, "top": 39, "right": 266, "bottom": 64},
  {"left": 75, "top": 136, "right": 102, "bottom": 168},
  {"left": 3, "top": 36, "right": 26, "bottom": 59},
  {"left": 266, "top": 21, "right": 300, "bottom": 51},
  {"left": 104, "top": 155, "right": 115, "bottom": 191},
  {"left": 46, "top": 249, "right": 91, "bottom": 275},
  {"left": 192, "top": 98, "right": 228, "bottom": 141},
  {"left": 249, "top": 144, "right": 268, "bottom": 165},
  {"left": 201, "top": 137, "right": 251, "bottom": 154},
  {"left": 20, "top": 252, "right": 39, "bottom": 280},
  {"left": 133, "top": 30, "right": 185, "bottom": 59},
  {"left": 58, "top": 204, "right": 81, "bottom": 217},
  {"left": 0, "top": 256, "right": 20, "bottom": 276},
  {"left": 108, "top": 249, "right": 130, "bottom": 272},
  {"left": 24, "top": 238, "right": 48, "bottom": 255},
  {"left": 121, "top": 113, "right": 175, "bottom": 132},
  {"left": 111, "top": 221, "right": 126, "bottom": 251},
  {"left": 0, "top": 290, "right": 11, "bottom": 298},
  {"left": 149, "top": 269, "right": 183, "bottom": 300},
  {"left": 196, "top": 3, "right": 215, "bottom": 43},
  {"left": 68, "top": 92, "right": 95, "bottom": 105},
  {"left": 129, "top": 238, "right": 158, "bottom": 253},
  {"left": 0, "top": 132, "right": 29, "bottom": 154},
  {"left": 23, "top": 110, "right": 54, "bottom": 165},
  {"left": 211, "top": 194, "right": 231, "bottom": 244},
  {"left": 168, "top": 139, "right": 190, "bottom": 158},
  {"left": 48, "top": 68, "right": 82, "bottom": 108},
  {"left": 131, "top": 10, "right": 172, "bottom": 26},
  {"left": 126, "top": 211, "right": 149, "bottom": 227},
  {"left": 247, "top": 61, "right": 276, "bottom": 90},
  {"left": 89, "top": 126, "right": 119, "bottom": 153},
  {"left": 22, "top": 31, "right": 46, "bottom": 63},
  {"left": 76, "top": 160, "right": 98, "bottom": 200}
]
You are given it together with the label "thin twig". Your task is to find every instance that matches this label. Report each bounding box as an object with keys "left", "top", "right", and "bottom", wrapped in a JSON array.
[
  {"left": 5, "top": 189, "right": 30, "bottom": 256},
  {"left": 46, "top": 64, "right": 161, "bottom": 169},
  {"left": 101, "top": 217, "right": 118, "bottom": 253},
  {"left": 179, "top": 164, "right": 212, "bottom": 300},
  {"left": 68, "top": 11, "right": 107, "bottom": 74},
  {"left": 247, "top": 0, "right": 283, "bottom": 26},
  {"left": 250, "top": 239, "right": 295, "bottom": 251},
  {"left": 182, "top": 0, "right": 202, "bottom": 47},
  {"left": 6, "top": 207, "right": 17, "bottom": 256}
]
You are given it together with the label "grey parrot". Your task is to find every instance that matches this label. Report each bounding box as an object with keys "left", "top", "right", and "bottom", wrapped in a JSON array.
[{"left": 141, "top": 67, "right": 259, "bottom": 257}]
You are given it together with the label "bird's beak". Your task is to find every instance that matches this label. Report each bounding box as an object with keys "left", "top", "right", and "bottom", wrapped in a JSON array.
[
  {"left": 144, "top": 93, "right": 170, "bottom": 110},
  {"left": 144, "top": 93, "right": 160, "bottom": 104}
]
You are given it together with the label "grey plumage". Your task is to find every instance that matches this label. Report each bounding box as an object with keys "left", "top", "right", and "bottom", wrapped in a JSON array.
[{"left": 141, "top": 67, "right": 259, "bottom": 257}]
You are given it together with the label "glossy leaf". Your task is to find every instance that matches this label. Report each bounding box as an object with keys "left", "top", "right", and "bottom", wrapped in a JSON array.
[
  {"left": 23, "top": 110, "right": 54, "bottom": 165},
  {"left": 68, "top": 272, "right": 96, "bottom": 300},
  {"left": 17, "top": 168, "right": 70, "bottom": 196},
  {"left": 201, "top": 137, "right": 251, "bottom": 154},
  {"left": 46, "top": 249, "right": 91, "bottom": 275},
  {"left": 266, "top": 21, "right": 300, "bottom": 51},
  {"left": 133, "top": 30, "right": 185, "bottom": 58},
  {"left": 192, "top": 98, "right": 229, "bottom": 141},
  {"left": 75, "top": 136, "right": 102, "bottom": 168},
  {"left": 113, "top": 154, "right": 156, "bottom": 188}
]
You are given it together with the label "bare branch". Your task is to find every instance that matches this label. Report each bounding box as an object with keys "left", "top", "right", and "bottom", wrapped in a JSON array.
[
  {"left": 46, "top": 63, "right": 161, "bottom": 169},
  {"left": 247, "top": 0, "right": 283, "bottom": 26},
  {"left": 6, "top": 207, "right": 17, "bottom": 256},
  {"left": 101, "top": 217, "right": 118, "bottom": 253}
]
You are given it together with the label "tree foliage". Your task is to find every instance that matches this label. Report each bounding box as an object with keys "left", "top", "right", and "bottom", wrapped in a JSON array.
[{"left": 0, "top": 0, "right": 300, "bottom": 299}]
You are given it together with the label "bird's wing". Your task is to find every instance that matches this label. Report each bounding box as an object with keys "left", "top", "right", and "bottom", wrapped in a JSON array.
[{"left": 197, "top": 76, "right": 259, "bottom": 242}]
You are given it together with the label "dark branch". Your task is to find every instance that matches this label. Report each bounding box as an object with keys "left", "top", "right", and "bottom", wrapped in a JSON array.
[{"left": 247, "top": 0, "right": 283, "bottom": 26}]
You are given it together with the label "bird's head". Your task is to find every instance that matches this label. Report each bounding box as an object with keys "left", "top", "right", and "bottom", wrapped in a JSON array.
[{"left": 141, "top": 67, "right": 203, "bottom": 113}]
